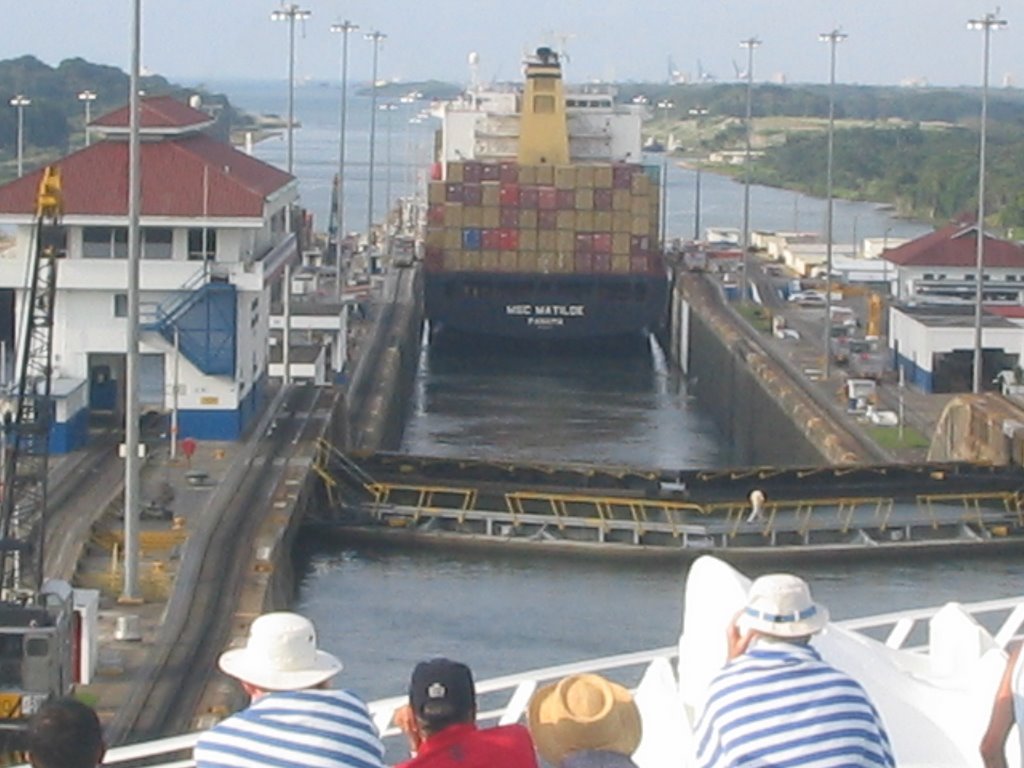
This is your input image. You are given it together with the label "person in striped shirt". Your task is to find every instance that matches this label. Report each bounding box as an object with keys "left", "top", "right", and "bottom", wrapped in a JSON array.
[
  {"left": 194, "top": 612, "right": 384, "bottom": 768},
  {"left": 694, "top": 573, "right": 895, "bottom": 768}
]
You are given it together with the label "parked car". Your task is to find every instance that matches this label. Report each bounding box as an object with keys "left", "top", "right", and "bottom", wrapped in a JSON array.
[{"left": 788, "top": 289, "right": 827, "bottom": 307}]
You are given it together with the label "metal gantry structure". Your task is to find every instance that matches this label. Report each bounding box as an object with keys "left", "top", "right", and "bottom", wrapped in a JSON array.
[{"left": 0, "top": 168, "right": 63, "bottom": 600}]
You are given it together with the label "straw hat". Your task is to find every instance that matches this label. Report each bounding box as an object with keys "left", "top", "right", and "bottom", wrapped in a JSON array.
[
  {"left": 738, "top": 573, "right": 829, "bottom": 638},
  {"left": 218, "top": 612, "right": 342, "bottom": 691},
  {"left": 528, "top": 674, "right": 642, "bottom": 765}
]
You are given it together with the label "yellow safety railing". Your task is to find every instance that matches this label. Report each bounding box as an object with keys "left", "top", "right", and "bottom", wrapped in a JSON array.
[
  {"left": 369, "top": 483, "right": 478, "bottom": 523},
  {"left": 917, "top": 491, "right": 1024, "bottom": 529}
]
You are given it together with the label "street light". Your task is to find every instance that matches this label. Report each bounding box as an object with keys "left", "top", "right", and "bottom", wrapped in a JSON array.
[
  {"left": 365, "top": 30, "right": 387, "bottom": 244},
  {"left": 739, "top": 37, "right": 760, "bottom": 304},
  {"left": 819, "top": 28, "right": 846, "bottom": 379},
  {"left": 9, "top": 96, "right": 30, "bottom": 178},
  {"left": 330, "top": 20, "right": 358, "bottom": 303},
  {"left": 688, "top": 106, "right": 708, "bottom": 240},
  {"left": 656, "top": 99, "right": 673, "bottom": 249},
  {"left": 271, "top": 3, "right": 311, "bottom": 176},
  {"left": 77, "top": 90, "right": 97, "bottom": 147},
  {"left": 969, "top": 11, "right": 1007, "bottom": 394},
  {"left": 380, "top": 102, "right": 399, "bottom": 235}
]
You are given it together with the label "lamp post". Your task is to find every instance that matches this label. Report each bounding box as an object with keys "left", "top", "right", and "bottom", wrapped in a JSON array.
[
  {"left": 380, "top": 102, "right": 398, "bottom": 236},
  {"left": 739, "top": 37, "right": 760, "bottom": 304},
  {"left": 365, "top": 30, "right": 387, "bottom": 246},
  {"left": 882, "top": 225, "right": 893, "bottom": 298},
  {"left": 9, "top": 96, "right": 30, "bottom": 178},
  {"left": 969, "top": 11, "right": 1007, "bottom": 394},
  {"left": 78, "top": 90, "right": 97, "bottom": 147},
  {"left": 656, "top": 99, "right": 673, "bottom": 249},
  {"left": 688, "top": 106, "right": 708, "bottom": 240},
  {"left": 819, "top": 28, "right": 846, "bottom": 379},
  {"left": 330, "top": 19, "right": 358, "bottom": 303},
  {"left": 121, "top": 0, "right": 142, "bottom": 604},
  {"left": 271, "top": 3, "right": 311, "bottom": 176}
]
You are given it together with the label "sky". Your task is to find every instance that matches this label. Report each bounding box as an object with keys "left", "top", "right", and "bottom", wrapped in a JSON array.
[{"left": 2, "top": 1, "right": 1021, "bottom": 89}]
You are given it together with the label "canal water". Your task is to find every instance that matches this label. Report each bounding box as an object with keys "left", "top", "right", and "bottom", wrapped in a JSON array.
[{"left": 206, "top": 79, "right": 1024, "bottom": 704}]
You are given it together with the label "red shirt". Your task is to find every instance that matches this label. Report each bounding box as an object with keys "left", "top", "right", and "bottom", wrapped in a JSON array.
[{"left": 396, "top": 723, "right": 538, "bottom": 768}]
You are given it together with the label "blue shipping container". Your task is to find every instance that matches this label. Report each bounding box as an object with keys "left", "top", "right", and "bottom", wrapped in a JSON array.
[{"left": 462, "top": 228, "right": 482, "bottom": 250}]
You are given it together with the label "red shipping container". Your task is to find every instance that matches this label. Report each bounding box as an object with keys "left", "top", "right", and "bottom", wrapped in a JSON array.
[
  {"left": 431, "top": 162, "right": 443, "bottom": 181},
  {"left": 538, "top": 187, "right": 558, "bottom": 210},
  {"left": 481, "top": 163, "right": 501, "bottom": 181},
  {"left": 463, "top": 162, "right": 483, "bottom": 183},
  {"left": 538, "top": 210, "right": 558, "bottom": 230},
  {"left": 499, "top": 162, "right": 519, "bottom": 183},
  {"left": 556, "top": 189, "right": 575, "bottom": 209},
  {"left": 499, "top": 183, "right": 520, "bottom": 207},
  {"left": 593, "top": 253, "right": 612, "bottom": 272},
  {"left": 593, "top": 189, "right": 613, "bottom": 210},
  {"left": 499, "top": 229, "right": 519, "bottom": 251},
  {"left": 630, "top": 255, "right": 650, "bottom": 273},
  {"left": 630, "top": 235, "right": 650, "bottom": 254},
  {"left": 575, "top": 253, "right": 593, "bottom": 272},
  {"left": 519, "top": 186, "right": 539, "bottom": 209},
  {"left": 482, "top": 229, "right": 502, "bottom": 250},
  {"left": 424, "top": 247, "right": 443, "bottom": 270},
  {"left": 500, "top": 208, "right": 519, "bottom": 228},
  {"left": 613, "top": 165, "right": 634, "bottom": 189},
  {"left": 575, "top": 233, "right": 593, "bottom": 253},
  {"left": 428, "top": 204, "right": 445, "bottom": 225},
  {"left": 445, "top": 182, "right": 463, "bottom": 202},
  {"left": 593, "top": 233, "right": 612, "bottom": 254}
]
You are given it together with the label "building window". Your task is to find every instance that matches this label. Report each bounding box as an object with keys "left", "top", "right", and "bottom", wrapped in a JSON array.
[
  {"left": 188, "top": 228, "right": 217, "bottom": 261},
  {"left": 113, "top": 293, "right": 127, "bottom": 317},
  {"left": 923, "top": 273, "right": 934, "bottom": 280},
  {"left": 1008, "top": 275, "right": 1018, "bottom": 282},
  {"left": 966, "top": 274, "right": 975, "bottom": 281},
  {"left": 143, "top": 227, "right": 173, "bottom": 260},
  {"left": 83, "top": 227, "right": 128, "bottom": 259}
]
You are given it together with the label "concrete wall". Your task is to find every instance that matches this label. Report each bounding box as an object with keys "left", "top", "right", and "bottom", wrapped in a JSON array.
[{"left": 929, "top": 393, "right": 1024, "bottom": 464}]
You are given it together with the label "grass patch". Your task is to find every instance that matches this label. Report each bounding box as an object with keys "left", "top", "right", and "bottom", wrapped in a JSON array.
[
  {"left": 865, "top": 424, "right": 931, "bottom": 451},
  {"left": 736, "top": 303, "right": 773, "bottom": 334}
]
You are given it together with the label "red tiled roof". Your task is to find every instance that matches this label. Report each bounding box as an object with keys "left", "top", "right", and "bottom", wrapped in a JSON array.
[
  {"left": 986, "top": 305, "right": 1024, "bottom": 319},
  {"left": 882, "top": 223, "right": 1024, "bottom": 268},
  {"left": 0, "top": 134, "right": 293, "bottom": 219},
  {"left": 91, "top": 95, "right": 213, "bottom": 130}
]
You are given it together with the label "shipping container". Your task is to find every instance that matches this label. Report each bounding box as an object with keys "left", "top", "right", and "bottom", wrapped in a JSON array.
[
  {"left": 631, "top": 235, "right": 650, "bottom": 253},
  {"left": 539, "top": 231, "right": 558, "bottom": 251},
  {"left": 446, "top": 162, "right": 464, "bottom": 182},
  {"left": 593, "top": 253, "right": 612, "bottom": 272},
  {"left": 426, "top": 228, "right": 445, "bottom": 249},
  {"left": 576, "top": 166, "right": 595, "bottom": 189},
  {"left": 612, "top": 189, "right": 632, "bottom": 211},
  {"left": 482, "top": 207, "right": 500, "bottom": 228},
  {"left": 612, "top": 211, "right": 631, "bottom": 231},
  {"left": 556, "top": 189, "right": 575, "bottom": 209},
  {"left": 537, "top": 252, "right": 556, "bottom": 274},
  {"left": 612, "top": 165, "right": 634, "bottom": 189},
  {"left": 482, "top": 229, "right": 502, "bottom": 250},
  {"left": 443, "top": 204, "right": 463, "bottom": 227},
  {"left": 499, "top": 251, "right": 518, "bottom": 272},
  {"left": 519, "top": 165, "right": 538, "bottom": 185},
  {"left": 595, "top": 166, "right": 613, "bottom": 188},
  {"left": 424, "top": 246, "right": 443, "bottom": 270},
  {"left": 557, "top": 211, "right": 577, "bottom": 231},
  {"left": 631, "top": 255, "right": 651, "bottom": 274},
  {"left": 463, "top": 162, "right": 482, "bottom": 183},
  {"left": 575, "top": 233, "right": 593, "bottom": 253},
  {"left": 500, "top": 208, "right": 518, "bottom": 228},
  {"left": 535, "top": 164, "right": 555, "bottom": 185},
  {"left": 575, "top": 189, "right": 594, "bottom": 210},
  {"left": 594, "top": 211, "right": 613, "bottom": 231},
  {"left": 593, "top": 188, "right": 613, "bottom": 210},
  {"left": 519, "top": 229, "right": 538, "bottom": 251},
  {"left": 499, "top": 229, "right": 519, "bottom": 251},
  {"left": 555, "top": 166, "right": 576, "bottom": 189},
  {"left": 481, "top": 163, "right": 501, "bottom": 182},
  {"left": 593, "top": 233, "right": 612, "bottom": 254},
  {"left": 430, "top": 162, "right": 442, "bottom": 181},
  {"left": 445, "top": 182, "right": 464, "bottom": 202},
  {"left": 520, "top": 186, "right": 539, "bottom": 209},
  {"left": 499, "top": 162, "right": 519, "bottom": 184},
  {"left": 577, "top": 211, "right": 595, "bottom": 232},
  {"left": 463, "top": 183, "right": 482, "bottom": 206},
  {"left": 462, "top": 228, "right": 482, "bottom": 250},
  {"left": 611, "top": 255, "right": 631, "bottom": 273},
  {"left": 481, "top": 182, "right": 500, "bottom": 207},
  {"left": 428, "top": 182, "right": 446, "bottom": 205},
  {"left": 518, "top": 252, "right": 539, "bottom": 272},
  {"left": 443, "top": 251, "right": 463, "bottom": 270},
  {"left": 462, "top": 206, "right": 483, "bottom": 228},
  {"left": 631, "top": 174, "right": 651, "bottom": 196},
  {"left": 575, "top": 253, "right": 593, "bottom": 272},
  {"left": 481, "top": 251, "right": 500, "bottom": 270},
  {"left": 519, "top": 210, "right": 539, "bottom": 229},
  {"left": 444, "top": 229, "right": 462, "bottom": 250},
  {"left": 612, "top": 232, "right": 630, "bottom": 255},
  {"left": 538, "top": 210, "right": 558, "bottom": 230},
  {"left": 499, "top": 183, "right": 520, "bottom": 207},
  {"left": 428, "top": 203, "right": 445, "bottom": 225},
  {"left": 538, "top": 187, "right": 558, "bottom": 210},
  {"left": 630, "top": 216, "right": 650, "bottom": 236},
  {"left": 555, "top": 252, "right": 575, "bottom": 273},
  {"left": 557, "top": 231, "right": 575, "bottom": 252}
]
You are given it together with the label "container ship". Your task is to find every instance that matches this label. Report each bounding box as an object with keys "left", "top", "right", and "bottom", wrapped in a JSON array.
[{"left": 424, "top": 47, "right": 670, "bottom": 343}]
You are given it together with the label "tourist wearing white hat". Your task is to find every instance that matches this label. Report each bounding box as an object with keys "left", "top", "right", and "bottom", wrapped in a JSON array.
[
  {"left": 694, "top": 573, "right": 895, "bottom": 768},
  {"left": 527, "top": 673, "right": 642, "bottom": 768},
  {"left": 193, "top": 612, "right": 384, "bottom": 768}
]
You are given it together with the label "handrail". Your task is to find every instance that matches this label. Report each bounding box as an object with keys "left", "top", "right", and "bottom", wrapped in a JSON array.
[{"left": 92, "top": 593, "right": 1024, "bottom": 768}]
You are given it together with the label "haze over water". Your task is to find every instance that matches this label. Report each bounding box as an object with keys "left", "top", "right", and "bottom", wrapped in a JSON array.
[{"left": 208, "top": 80, "right": 1024, "bottom": 702}]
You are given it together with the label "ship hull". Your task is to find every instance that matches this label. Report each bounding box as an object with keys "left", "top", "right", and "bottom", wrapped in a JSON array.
[{"left": 424, "top": 271, "right": 669, "bottom": 342}]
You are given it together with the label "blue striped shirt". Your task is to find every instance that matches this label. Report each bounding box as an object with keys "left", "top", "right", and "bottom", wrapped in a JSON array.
[
  {"left": 193, "top": 689, "right": 384, "bottom": 768},
  {"left": 694, "top": 641, "right": 895, "bottom": 768}
]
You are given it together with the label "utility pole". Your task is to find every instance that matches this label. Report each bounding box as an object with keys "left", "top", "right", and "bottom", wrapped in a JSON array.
[
  {"left": 688, "top": 106, "right": 708, "bottom": 240},
  {"left": 365, "top": 30, "right": 387, "bottom": 245},
  {"left": 738, "top": 37, "right": 760, "bottom": 304},
  {"left": 819, "top": 28, "right": 846, "bottom": 379},
  {"left": 271, "top": 4, "right": 311, "bottom": 176}
]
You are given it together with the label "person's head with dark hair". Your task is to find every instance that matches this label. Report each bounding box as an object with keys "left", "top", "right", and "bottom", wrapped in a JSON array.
[
  {"left": 408, "top": 658, "right": 476, "bottom": 736},
  {"left": 27, "top": 698, "right": 105, "bottom": 768}
]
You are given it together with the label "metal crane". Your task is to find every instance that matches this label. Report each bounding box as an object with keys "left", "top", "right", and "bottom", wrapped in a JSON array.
[{"left": 0, "top": 167, "right": 73, "bottom": 727}]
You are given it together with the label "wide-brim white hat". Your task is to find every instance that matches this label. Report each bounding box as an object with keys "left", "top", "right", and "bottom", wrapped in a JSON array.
[
  {"left": 219, "top": 612, "right": 342, "bottom": 691},
  {"left": 738, "top": 573, "right": 829, "bottom": 638}
]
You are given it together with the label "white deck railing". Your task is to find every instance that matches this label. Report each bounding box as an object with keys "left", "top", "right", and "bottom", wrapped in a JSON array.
[{"left": 98, "top": 593, "right": 1024, "bottom": 767}]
